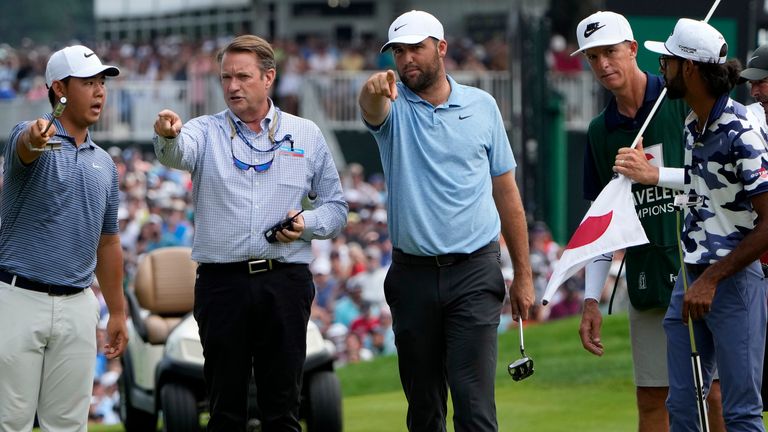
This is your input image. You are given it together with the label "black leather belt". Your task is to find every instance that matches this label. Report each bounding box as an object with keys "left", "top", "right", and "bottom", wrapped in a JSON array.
[
  {"left": 204, "top": 259, "right": 299, "bottom": 274},
  {"left": 392, "top": 242, "right": 499, "bottom": 267},
  {"left": 0, "top": 269, "right": 84, "bottom": 296},
  {"left": 685, "top": 263, "right": 711, "bottom": 274}
]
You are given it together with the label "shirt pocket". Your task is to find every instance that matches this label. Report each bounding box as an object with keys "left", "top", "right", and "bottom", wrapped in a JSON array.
[{"left": 277, "top": 152, "right": 307, "bottom": 189}]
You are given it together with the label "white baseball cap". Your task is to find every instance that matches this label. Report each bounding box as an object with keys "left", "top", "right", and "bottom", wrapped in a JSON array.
[
  {"left": 644, "top": 18, "right": 727, "bottom": 64},
  {"left": 380, "top": 10, "right": 444, "bottom": 53},
  {"left": 571, "top": 11, "right": 634, "bottom": 56},
  {"left": 45, "top": 45, "right": 120, "bottom": 87}
]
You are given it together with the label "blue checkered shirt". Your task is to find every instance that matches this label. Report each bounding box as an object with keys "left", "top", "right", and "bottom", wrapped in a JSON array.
[{"left": 154, "top": 103, "right": 347, "bottom": 264}]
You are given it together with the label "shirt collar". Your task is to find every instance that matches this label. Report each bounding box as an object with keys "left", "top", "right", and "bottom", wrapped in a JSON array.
[
  {"left": 604, "top": 72, "right": 664, "bottom": 131},
  {"left": 686, "top": 93, "right": 730, "bottom": 140},
  {"left": 228, "top": 98, "right": 277, "bottom": 134},
  {"left": 44, "top": 113, "right": 95, "bottom": 149}
]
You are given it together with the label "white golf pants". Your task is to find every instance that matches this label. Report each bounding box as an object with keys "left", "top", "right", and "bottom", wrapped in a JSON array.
[{"left": 0, "top": 280, "right": 100, "bottom": 432}]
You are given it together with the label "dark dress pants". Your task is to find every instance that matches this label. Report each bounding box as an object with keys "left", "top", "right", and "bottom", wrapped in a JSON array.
[
  {"left": 384, "top": 248, "right": 505, "bottom": 432},
  {"left": 194, "top": 263, "right": 314, "bottom": 432}
]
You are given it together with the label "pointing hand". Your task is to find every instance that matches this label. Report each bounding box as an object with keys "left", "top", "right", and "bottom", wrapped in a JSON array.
[{"left": 154, "top": 109, "right": 182, "bottom": 139}]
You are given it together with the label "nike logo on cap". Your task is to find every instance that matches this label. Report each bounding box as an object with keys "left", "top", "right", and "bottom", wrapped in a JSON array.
[
  {"left": 749, "top": 55, "right": 760, "bottom": 65},
  {"left": 84, "top": 52, "right": 95, "bottom": 58},
  {"left": 583, "top": 22, "right": 606, "bottom": 38},
  {"left": 394, "top": 24, "right": 407, "bottom": 31}
]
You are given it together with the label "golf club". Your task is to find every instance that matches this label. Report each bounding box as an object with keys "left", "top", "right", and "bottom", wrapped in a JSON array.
[
  {"left": 508, "top": 317, "right": 534, "bottom": 381},
  {"left": 675, "top": 208, "right": 710, "bottom": 432},
  {"left": 36, "top": 96, "right": 67, "bottom": 152}
]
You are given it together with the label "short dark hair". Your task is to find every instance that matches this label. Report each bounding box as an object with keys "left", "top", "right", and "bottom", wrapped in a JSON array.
[
  {"left": 698, "top": 58, "right": 742, "bottom": 97},
  {"left": 217, "top": 35, "right": 276, "bottom": 75}
]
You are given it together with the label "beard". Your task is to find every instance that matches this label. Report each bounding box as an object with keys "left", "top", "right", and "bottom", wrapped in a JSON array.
[
  {"left": 665, "top": 67, "right": 687, "bottom": 99},
  {"left": 397, "top": 48, "right": 441, "bottom": 93},
  {"left": 754, "top": 93, "right": 768, "bottom": 107}
]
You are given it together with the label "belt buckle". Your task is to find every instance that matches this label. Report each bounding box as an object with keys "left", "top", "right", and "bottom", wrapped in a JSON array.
[
  {"left": 248, "top": 259, "right": 271, "bottom": 274},
  {"left": 434, "top": 255, "right": 452, "bottom": 268},
  {"left": 46, "top": 284, "right": 68, "bottom": 296}
]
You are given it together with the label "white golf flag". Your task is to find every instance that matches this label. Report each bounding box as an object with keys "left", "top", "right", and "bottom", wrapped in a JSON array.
[{"left": 542, "top": 175, "right": 649, "bottom": 304}]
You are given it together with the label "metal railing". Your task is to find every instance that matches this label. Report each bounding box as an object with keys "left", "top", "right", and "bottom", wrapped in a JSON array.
[
  {"left": 548, "top": 71, "right": 602, "bottom": 131},
  {"left": 0, "top": 71, "right": 598, "bottom": 145},
  {"left": 303, "top": 70, "right": 516, "bottom": 130}
]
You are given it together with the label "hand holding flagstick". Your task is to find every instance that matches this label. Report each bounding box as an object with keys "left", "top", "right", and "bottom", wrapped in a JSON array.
[{"left": 613, "top": 138, "right": 662, "bottom": 185}]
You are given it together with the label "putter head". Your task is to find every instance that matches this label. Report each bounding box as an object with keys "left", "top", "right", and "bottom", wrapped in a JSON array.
[{"left": 508, "top": 356, "right": 534, "bottom": 381}]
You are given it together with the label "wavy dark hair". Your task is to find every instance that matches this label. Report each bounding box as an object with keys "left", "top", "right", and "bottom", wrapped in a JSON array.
[{"left": 697, "top": 58, "right": 742, "bottom": 97}]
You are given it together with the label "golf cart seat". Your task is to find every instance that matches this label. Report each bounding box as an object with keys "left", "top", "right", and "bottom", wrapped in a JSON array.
[{"left": 131, "top": 246, "right": 197, "bottom": 345}]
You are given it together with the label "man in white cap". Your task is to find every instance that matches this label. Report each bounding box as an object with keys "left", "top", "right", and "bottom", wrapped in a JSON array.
[
  {"left": 646, "top": 19, "right": 768, "bottom": 431},
  {"left": 571, "top": 11, "right": 725, "bottom": 431},
  {"left": 359, "top": 9, "right": 534, "bottom": 432},
  {"left": 0, "top": 45, "right": 127, "bottom": 431}
]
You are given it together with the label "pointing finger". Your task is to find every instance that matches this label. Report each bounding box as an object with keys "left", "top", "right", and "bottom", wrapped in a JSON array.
[{"left": 386, "top": 70, "right": 398, "bottom": 101}]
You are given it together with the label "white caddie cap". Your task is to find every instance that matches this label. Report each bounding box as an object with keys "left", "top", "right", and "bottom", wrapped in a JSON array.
[
  {"left": 571, "top": 11, "right": 634, "bottom": 56},
  {"left": 380, "top": 10, "right": 444, "bottom": 53},
  {"left": 45, "top": 45, "right": 120, "bottom": 87},
  {"left": 644, "top": 18, "right": 727, "bottom": 64}
]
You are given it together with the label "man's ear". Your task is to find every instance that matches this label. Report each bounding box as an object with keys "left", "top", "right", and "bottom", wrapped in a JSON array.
[
  {"left": 264, "top": 68, "right": 276, "bottom": 89},
  {"left": 683, "top": 59, "right": 696, "bottom": 76},
  {"left": 51, "top": 80, "right": 66, "bottom": 99}
]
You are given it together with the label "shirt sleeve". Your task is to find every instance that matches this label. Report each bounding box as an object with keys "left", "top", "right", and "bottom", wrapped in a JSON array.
[
  {"left": 736, "top": 128, "right": 768, "bottom": 197},
  {"left": 5, "top": 121, "right": 33, "bottom": 177},
  {"left": 299, "top": 124, "right": 349, "bottom": 241},
  {"left": 153, "top": 117, "right": 210, "bottom": 173},
  {"left": 487, "top": 98, "right": 516, "bottom": 176},
  {"left": 102, "top": 163, "right": 120, "bottom": 234}
]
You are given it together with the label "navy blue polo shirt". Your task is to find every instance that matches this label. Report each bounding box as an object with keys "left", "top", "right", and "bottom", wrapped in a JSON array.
[{"left": 0, "top": 117, "right": 119, "bottom": 288}]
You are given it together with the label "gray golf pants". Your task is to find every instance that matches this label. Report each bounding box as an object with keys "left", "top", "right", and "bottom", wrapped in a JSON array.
[{"left": 385, "top": 245, "right": 505, "bottom": 432}]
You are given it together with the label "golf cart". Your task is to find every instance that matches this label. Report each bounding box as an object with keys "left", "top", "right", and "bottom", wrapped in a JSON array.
[{"left": 118, "top": 246, "right": 342, "bottom": 432}]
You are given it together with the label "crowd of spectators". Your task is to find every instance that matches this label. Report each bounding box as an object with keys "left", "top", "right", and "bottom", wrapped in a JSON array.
[{"left": 0, "top": 34, "right": 511, "bottom": 105}]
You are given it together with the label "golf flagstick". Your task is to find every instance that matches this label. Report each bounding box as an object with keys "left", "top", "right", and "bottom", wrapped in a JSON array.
[
  {"left": 626, "top": 0, "right": 720, "bottom": 151},
  {"left": 674, "top": 2, "right": 721, "bottom": 431}
]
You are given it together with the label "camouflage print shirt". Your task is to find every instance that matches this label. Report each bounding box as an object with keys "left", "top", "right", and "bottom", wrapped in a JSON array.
[{"left": 682, "top": 94, "right": 768, "bottom": 264}]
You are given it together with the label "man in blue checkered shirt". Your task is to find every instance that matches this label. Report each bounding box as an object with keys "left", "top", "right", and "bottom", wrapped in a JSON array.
[{"left": 154, "top": 35, "right": 347, "bottom": 432}]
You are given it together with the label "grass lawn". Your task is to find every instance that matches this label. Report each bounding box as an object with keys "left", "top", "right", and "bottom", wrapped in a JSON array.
[
  {"left": 47, "top": 313, "right": 768, "bottom": 431},
  {"left": 340, "top": 313, "right": 638, "bottom": 431}
]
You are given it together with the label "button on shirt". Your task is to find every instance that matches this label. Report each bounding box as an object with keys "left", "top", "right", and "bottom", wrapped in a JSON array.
[
  {"left": 683, "top": 94, "right": 768, "bottom": 264},
  {"left": 154, "top": 103, "right": 347, "bottom": 264},
  {"left": 0, "top": 117, "right": 119, "bottom": 288},
  {"left": 366, "top": 75, "right": 516, "bottom": 255}
]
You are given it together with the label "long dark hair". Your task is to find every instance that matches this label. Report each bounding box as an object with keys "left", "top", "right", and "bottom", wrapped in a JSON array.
[{"left": 698, "top": 58, "right": 742, "bottom": 97}]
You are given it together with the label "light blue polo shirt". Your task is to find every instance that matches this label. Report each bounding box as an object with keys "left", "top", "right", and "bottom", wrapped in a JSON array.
[
  {"left": 0, "top": 117, "right": 119, "bottom": 288},
  {"left": 367, "top": 75, "right": 515, "bottom": 255}
]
